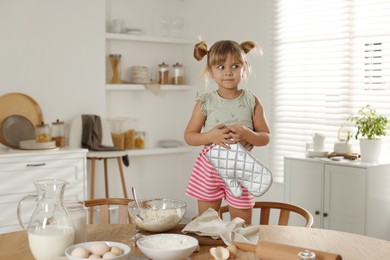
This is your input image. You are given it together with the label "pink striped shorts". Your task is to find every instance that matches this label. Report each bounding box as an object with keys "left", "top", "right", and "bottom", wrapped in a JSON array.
[{"left": 185, "top": 147, "right": 255, "bottom": 209}]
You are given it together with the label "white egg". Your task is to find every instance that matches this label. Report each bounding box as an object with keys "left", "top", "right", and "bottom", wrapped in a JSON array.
[
  {"left": 102, "top": 252, "right": 117, "bottom": 259},
  {"left": 88, "top": 254, "right": 102, "bottom": 259},
  {"left": 90, "top": 242, "right": 110, "bottom": 256},
  {"left": 110, "top": 246, "right": 122, "bottom": 256},
  {"left": 71, "top": 247, "right": 90, "bottom": 258}
]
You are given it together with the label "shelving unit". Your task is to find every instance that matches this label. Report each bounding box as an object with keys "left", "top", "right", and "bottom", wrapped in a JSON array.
[
  {"left": 106, "top": 84, "right": 193, "bottom": 91},
  {"left": 127, "top": 146, "right": 192, "bottom": 157},
  {"left": 106, "top": 33, "right": 193, "bottom": 45},
  {"left": 105, "top": 4, "right": 196, "bottom": 156}
]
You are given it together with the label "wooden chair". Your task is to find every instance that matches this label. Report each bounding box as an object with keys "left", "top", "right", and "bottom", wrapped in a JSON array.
[
  {"left": 219, "top": 201, "right": 314, "bottom": 227},
  {"left": 69, "top": 115, "right": 129, "bottom": 199},
  {"left": 84, "top": 198, "right": 133, "bottom": 224}
]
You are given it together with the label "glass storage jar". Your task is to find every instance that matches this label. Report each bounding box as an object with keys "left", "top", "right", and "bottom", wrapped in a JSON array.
[
  {"left": 51, "top": 119, "right": 65, "bottom": 147},
  {"left": 134, "top": 131, "right": 145, "bottom": 149},
  {"left": 35, "top": 122, "right": 51, "bottom": 143},
  {"left": 158, "top": 62, "right": 169, "bottom": 84},
  {"left": 172, "top": 62, "right": 184, "bottom": 85}
]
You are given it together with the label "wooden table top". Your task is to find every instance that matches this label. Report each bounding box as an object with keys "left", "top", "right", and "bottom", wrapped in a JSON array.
[{"left": 0, "top": 224, "right": 389, "bottom": 259}]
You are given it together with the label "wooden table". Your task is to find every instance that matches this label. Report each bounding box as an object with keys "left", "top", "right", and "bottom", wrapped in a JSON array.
[{"left": 1, "top": 224, "right": 390, "bottom": 259}]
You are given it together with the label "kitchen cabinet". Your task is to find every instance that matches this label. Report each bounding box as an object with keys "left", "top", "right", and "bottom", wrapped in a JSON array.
[
  {"left": 0, "top": 148, "right": 87, "bottom": 233},
  {"left": 284, "top": 155, "right": 390, "bottom": 240}
]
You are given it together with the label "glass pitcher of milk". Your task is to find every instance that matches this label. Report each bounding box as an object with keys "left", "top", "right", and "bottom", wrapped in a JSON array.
[{"left": 17, "top": 179, "right": 75, "bottom": 260}]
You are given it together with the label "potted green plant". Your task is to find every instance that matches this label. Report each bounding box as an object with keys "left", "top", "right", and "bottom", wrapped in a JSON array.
[{"left": 348, "top": 105, "right": 390, "bottom": 162}]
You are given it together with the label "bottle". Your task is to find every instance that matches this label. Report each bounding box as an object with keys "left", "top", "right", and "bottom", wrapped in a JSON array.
[
  {"left": 35, "top": 121, "right": 51, "bottom": 143},
  {"left": 172, "top": 62, "right": 184, "bottom": 85},
  {"left": 51, "top": 119, "right": 65, "bottom": 147},
  {"left": 17, "top": 179, "right": 75, "bottom": 260},
  {"left": 158, "top": 62, "right": 169, "bottom": 84}
]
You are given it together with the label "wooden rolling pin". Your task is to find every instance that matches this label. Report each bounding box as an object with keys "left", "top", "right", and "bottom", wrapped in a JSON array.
[{"left": 234, "top": 241, "right": 342, "bottom": 260}]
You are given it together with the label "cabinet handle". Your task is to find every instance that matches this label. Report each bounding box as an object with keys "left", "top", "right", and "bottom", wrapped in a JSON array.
[
  {"left": 315, "top": 211, "right": 320, "bottom": 215},
  {"left": 26, "top": 163, "right": 46, "bottom": 167},
  {"left": 323, "top": 213, "right": 328, "bottom": 217}
]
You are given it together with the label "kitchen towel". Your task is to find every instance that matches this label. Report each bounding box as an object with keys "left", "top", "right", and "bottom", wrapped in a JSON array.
[
  {"left": 205, "top": 143, "right": 272, "bottom": 198},
  {"left": 81, "top": 115, "right": 129, "bottom": 167},
  {"left": 182, "top": 208, "right": 259, "bottom": 246}
]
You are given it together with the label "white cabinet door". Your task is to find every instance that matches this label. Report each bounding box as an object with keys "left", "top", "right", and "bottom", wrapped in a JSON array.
[
  {"left": 0, "top": 149, "right": 87, "bottom": 233},
  {"left": 284, "top": 158, "right": 324, "bottom": 228},
  {"left": 324, "top": 165, "right": 366, "bottom": 234}
]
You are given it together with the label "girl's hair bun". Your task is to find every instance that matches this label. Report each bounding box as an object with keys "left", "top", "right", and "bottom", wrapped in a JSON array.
[
  {"left": 194, "top": 41, "right": 208, "bottom": 61},
  {"left": 240, "top": 41, "right": 263, "bottom": 55}
]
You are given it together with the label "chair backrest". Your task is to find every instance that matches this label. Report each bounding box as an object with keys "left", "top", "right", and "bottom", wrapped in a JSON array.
[
  {"left": 84, "top": 198, "right": 134, "bottom": 224},
  {"left": 219, "top": 201, "right": 314, "bottom": 227}
]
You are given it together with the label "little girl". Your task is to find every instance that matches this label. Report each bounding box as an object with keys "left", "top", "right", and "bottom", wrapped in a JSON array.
[{"left": 184, "top": 40, "right": 271, "bottom": 224}]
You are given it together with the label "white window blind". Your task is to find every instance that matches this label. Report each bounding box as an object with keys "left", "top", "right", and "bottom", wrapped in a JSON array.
[{"left": 271, "top": 0, "right": 390, "bottom": 181}]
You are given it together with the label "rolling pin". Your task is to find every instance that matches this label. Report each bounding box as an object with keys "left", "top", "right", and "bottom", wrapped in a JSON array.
[{"left": 234, "top": 241, "right": 342, "bottom": 260}]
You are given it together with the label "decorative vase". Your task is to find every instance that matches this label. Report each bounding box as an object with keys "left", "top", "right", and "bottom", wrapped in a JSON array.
[{"left": 359, "top": 138, "right": 382, "bottom": 162}]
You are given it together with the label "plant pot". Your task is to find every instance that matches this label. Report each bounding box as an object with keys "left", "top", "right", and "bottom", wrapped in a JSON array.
[{"left": 359, "top": 138, "right": 382, "bottom": 162}]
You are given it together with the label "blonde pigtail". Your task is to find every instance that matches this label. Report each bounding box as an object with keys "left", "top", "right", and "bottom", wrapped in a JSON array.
[
  {"left": 194, "top": 41, "right": 209, "bottom": 61},
  {"left": 240, "top": 41, "right": 263, "bottom": 56}
]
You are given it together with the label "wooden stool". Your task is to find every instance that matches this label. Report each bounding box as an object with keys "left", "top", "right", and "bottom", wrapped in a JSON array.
[{"left": 68, "top": 116, "right": 129, "bottom": 200}]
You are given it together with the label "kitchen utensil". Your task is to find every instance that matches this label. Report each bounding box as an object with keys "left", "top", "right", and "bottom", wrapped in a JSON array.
[
  {"left": 205, "top": 142, "right": 273, "bottom": 198},
  {"left": 17, "top": 179, "right": 75, "bottom": 260},
  {"left": 19, "top": 139, "right": 56, "bottom": 150},
  {"left": 0, "top": 92, "right": 43, "bottom": 147},
  {"left": 137, "top": 234, "right": 198, "bottom": 260},
  {"left": 1, "top": 115, "right": 35, "bottom": 148},
  {"left": 233, "top": 241, "right": 342, "bottom": 260},
  {"left": 131, "top": 187, "right": 143, "bottom": 221},
  {"left": 128, "top": 198, "right": 186, "bottom": 232}
]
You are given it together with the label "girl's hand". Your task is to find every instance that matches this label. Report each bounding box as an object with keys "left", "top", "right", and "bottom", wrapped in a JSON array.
[
  {"left": 226, "top": 124, "right": 249, "bottom": 143},
  {"left": 209, "top": 124, "right": 235, "bottom": 149}
]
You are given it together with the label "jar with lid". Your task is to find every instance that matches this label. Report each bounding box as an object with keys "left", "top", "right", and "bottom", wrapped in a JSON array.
[
  {"left": 35, "top": 121, "right": 51, "bottom": 143},
  {"left": 51, "top": 119, "right": 65, "bottom": 147},
  {"left": 172, "top": 62, "right": 184, "bottom": 85},
  {"left": 158, "top": 62, "right": 169, "bottom": 84},
  {"left": 134, "top": 131, "right": 146, "bottom": 149}
]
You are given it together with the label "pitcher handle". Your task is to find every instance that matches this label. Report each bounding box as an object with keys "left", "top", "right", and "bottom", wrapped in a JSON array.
[{"left": 17, "top": 194, "right": 37, "bottom": 230}]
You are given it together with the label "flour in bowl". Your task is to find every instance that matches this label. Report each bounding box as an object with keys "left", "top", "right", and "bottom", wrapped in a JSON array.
[
  {"left": 141, "top": 236, "right": 192, "bottom": 249},
  {"left": 136, "top": 208, "right": 182, "bottom": 231}
]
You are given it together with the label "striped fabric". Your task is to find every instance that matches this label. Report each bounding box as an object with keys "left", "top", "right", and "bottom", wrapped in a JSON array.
[{"left": 185, "top": 147, "right": 255, "bottom": 209}]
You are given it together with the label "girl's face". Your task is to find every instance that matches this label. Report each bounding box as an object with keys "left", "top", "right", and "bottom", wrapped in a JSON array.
[{"left": 209, "top": 54, "right": 244, "bottom": 91}]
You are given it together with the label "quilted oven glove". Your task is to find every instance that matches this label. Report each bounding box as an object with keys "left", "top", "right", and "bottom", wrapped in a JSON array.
[{"left": 205, "top": 143, "right": 273, "bottom": 198}]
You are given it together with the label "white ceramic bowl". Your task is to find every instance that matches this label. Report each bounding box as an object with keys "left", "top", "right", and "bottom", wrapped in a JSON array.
[
  {"left": 65, "top": 241, "right": 130, "bottom": 260},
  {"left": 137, "top": 234, "right": 199, "bottom": 260},
  {"left": 128, "top": 198, "right": 186, "bottom": 232}
]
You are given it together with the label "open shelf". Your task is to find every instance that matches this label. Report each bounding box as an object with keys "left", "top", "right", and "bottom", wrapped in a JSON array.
[
  {"left": 127, "top": 146, "right": 192, "bottom": 157},
  {"left": 105, "top": 33, "right": 193, "bottom": 45},
  {"left": 106, "top": 84, "right": 193, "bottom": 91}
]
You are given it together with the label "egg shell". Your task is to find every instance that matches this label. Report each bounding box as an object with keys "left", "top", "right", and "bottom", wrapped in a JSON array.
[
  {"left": 90, "top": 242, "right": 110, "bottom": 256},
  {"left": 102, "top": 251, "right": 117, "bottom": 259},
  {"left": 110, "top": 246, "right": 122, "bottom": 256},
  {"left": 71, "top": 247, "right": 90, "bottom": 258}
]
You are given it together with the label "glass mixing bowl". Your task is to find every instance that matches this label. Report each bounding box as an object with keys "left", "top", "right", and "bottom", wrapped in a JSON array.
[{"left": 128, "top": 198, "right": 186, "bottom": 232}]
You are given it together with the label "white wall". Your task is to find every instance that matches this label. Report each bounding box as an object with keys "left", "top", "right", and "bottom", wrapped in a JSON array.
[
  {"left": 0, "top": 0, "right": 106, "bottom": 124},
  {"left": 0, "top": 0, "right": 283, "bottom": 220}
]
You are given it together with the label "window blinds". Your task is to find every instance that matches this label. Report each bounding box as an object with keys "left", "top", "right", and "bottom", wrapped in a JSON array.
[{"left": 271, "top": 0, "right": 390, "bottom": 181}]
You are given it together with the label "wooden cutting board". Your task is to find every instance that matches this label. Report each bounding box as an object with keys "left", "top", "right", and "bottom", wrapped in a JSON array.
[
  {"left": 138, "top": 224, "right": 225, "bottom": 246},
  {"left": 0, "top": 92, "right": 43, "bottom": 147}
]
